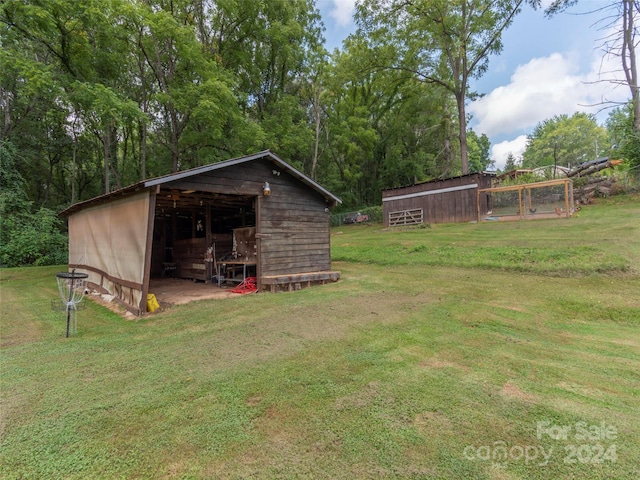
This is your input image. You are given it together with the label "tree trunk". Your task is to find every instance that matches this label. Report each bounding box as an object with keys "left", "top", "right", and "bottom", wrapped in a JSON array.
[
  {"left": 110, "top": 125, "right": 121, "bottom": 190},
  {"left": 44, "top": 152, "right": 53, "bottom": 204},
  {"left": 170, "top": 107, "right": 180, "bottom": 172},
  {"left": 622, "top": 0, "right": 640, "bottom": 133},
  {"left": 311, "top": 85, "right": 322, "bottom": 180},
  {"left": 103, "top": 127, "right": 111, "bottom": 193},
  {"left": 1, "top": 88, "right": 11, "bottom": 140},
  {"left": 140, "top": 117, "right": 147, "bottom": 180},
  {"left": 71, "top": 138, "right": 77, "bottom": 204},
  {"left": 456, "top": 90, "right": 469, "bottom": 175}
]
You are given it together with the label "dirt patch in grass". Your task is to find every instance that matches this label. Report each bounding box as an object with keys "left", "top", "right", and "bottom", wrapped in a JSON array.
[
  {"left": 487, "top": 303, "right": 529, "bottom": 313},
  {"left": 413, "top": 410, "right": 454, "bottom": 434},
  {"left": 501, "top": 381, "right": 537, "bottom": 402},
  {"left": 419, "top": 355, "right": 471, "bottom": 372},
  {"left": 245, "top": 396, "right": 261, "bottom": 408},
  {"left": 221, "top": 403, "right": 307, "bottom": 477},
  {"left": 556, "top": 381, "right": 615, "bottom": 401},
  {"left": 334, "top": 381, "right": 381, "bottom": 410}
]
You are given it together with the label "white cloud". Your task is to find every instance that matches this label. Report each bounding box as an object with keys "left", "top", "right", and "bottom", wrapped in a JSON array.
[
  {"left": 468, "top": 50, "right": 628, "bottom": 139},
  {"left": 491, "top": 135, "right": 528, "bottom": 171},
  {"left": 469, "top": 53, "right": 584, "bottom": 137},
  {"left": 329, "top": 0, "right": 356, "bottom": 27}
]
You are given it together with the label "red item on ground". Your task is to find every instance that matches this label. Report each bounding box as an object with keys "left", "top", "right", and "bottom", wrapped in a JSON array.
[{"left": 231, "top": 277, "right": 257, "bottom": 294}]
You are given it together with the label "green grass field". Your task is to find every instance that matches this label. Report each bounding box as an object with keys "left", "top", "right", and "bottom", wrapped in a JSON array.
[{"left": 2, "top": 194, "right": 639, "bottom": 479}]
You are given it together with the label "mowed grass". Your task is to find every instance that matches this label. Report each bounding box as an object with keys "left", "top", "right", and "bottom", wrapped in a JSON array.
[{"left": 1, "top": 195, "right": 639, "bottom": 479}]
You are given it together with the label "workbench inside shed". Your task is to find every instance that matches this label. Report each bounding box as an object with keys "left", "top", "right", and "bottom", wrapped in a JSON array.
[{"left": 216, "top": 227, "right": 257, "bottom": 285}]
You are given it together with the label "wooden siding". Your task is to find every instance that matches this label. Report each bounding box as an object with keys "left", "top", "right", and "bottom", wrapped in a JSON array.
[
  {"left": 259, "top": 163, "right": 332, "bottom": 277},
  {"left": 382, "top": 173, "right": 493, "bottom": 226},
  {"left": 173, "top": 238, "right": 208, "bottom": 281},
  {"left": 164, "top": 158, "right": 333, "bottom": 279}
]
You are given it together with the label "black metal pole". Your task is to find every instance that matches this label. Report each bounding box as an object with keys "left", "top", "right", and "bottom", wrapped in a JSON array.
[{"left": 66, "top": 269, "right": 76, "bottom": 338}]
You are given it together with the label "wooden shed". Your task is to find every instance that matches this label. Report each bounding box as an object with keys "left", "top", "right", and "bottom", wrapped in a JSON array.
[
  {"left": 61, "top": 151, "right": 341, "bottom": 315},
  {"left": 382, "top": 173, "right": 495, "bottom": 227}
]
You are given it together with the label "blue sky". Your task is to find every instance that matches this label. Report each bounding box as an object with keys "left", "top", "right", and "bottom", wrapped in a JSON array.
[{"left": 316, "top": 0, "right": 627, "bottom": 169}]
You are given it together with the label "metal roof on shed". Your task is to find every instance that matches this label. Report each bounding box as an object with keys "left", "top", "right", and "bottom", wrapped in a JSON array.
[
  {"left": 381, "top": 172, "right": 495, "bottom": 194},
  {"left": 61, "top": 150, "right": 341, "bottom": 216}
]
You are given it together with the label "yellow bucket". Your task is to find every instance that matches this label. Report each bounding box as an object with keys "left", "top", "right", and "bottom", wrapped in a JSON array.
[{"left": 147, "top": 293, "right": 160, "bottom": 313}]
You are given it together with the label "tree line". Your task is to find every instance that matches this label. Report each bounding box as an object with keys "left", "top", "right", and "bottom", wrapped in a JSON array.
[
  {"left": 0, "top": 0, "right": 514, "bottom": 212},
  {"left": 1, "top": 0, "right": 638, "bottom": 267}
]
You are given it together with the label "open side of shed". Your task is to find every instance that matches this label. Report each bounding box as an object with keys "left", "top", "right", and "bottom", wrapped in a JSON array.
[{"left": 62, "top": 151, "right": 341, "bottom": 315}]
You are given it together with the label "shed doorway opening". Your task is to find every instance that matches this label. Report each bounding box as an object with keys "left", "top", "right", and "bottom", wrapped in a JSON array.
[{"left": 150, "top": 189, "right": 257, "bottom": 285}]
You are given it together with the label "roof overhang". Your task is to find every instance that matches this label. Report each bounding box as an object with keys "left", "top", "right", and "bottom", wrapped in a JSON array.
[
  {"left": 382, "top": 171, "right": 496, "bottom": 195},
  {"left": 60, "top": 150, "right": 341, "bottom": 217}
]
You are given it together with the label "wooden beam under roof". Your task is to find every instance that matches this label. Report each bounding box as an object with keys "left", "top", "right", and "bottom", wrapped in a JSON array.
[{"left": 154, "top": 188, "right": 254, "bottom": 214}]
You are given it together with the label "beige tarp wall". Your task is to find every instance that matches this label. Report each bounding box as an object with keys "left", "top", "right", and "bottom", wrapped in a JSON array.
[{"left": 68, "top": 191, "right": 152, "bottom": 313}]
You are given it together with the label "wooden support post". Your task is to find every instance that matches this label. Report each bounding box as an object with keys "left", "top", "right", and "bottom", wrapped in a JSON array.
[
  {"left": 564, "top": 180, "right": 570, "bottom": 218},
  {"left": 256, "top": 196, "right": 262, "bottom": 293},
  {"left": 518, "top": 187, "right": 523, "bottom": 219},
  {"left": 172, "top": 213, "right": 177, "bottom": 250},
  {"left": 140, "top": 190, "right": 156, "bottom": 315},
  {"left": 205, "top": 204, "right": 212, "bottom": 283}
]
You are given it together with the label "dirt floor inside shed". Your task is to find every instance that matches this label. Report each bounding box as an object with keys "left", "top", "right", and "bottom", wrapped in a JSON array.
[{"left": 149, "top": 278, "right": 240, "bottom": 305}]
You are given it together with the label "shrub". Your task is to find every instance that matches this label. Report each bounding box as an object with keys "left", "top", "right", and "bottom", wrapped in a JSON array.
[
  {"left": 0, "top": 141, "right": 68, "bottom": 267},
  {"left": 0, "top": 207, "right": 68, "bottom": 267}
]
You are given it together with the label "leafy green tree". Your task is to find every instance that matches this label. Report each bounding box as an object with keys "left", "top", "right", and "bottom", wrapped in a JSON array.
[
  {"left": 320, "top": 49, "right": 379, "bottom": 205},
  {"left": 607, "top": 104, "right": 640, "bottom": 174},
  {"left": 318, "top": 28, "right": 460, "bottom": 208},
  {"left": 467, "top": 129, "right": 493, "bottom": 172},
  {"left": 319, "top": 33, "right": 449, "bottom": 206},
  {"left": 522, "top": 112, "right": 609, "bottom": 169},
  {"left": 0, "top": 141, "right": 67, "bottom": 267},
  {"left": 2, "top": 0, "right": 522, "bottom": 217},
  {"left": 2, "top": 0, "right": 146, "bottom": 196},
  {"left": 132, "top": 1, "right": 240, "bottom": 172},
  {"left": 203, "top": 0, "right": 325, "bottom": 168},
  {"left": 356, "top": 0, "right": 537, "bottom": 175},
  {"left": 1, "top": 0, "right": 256, "bottom": 201},
  {"left": 545, "top": 2, "right": 640, "bottom": 177},
  {"left": 1, "top": 1, "right": 70, "bottom": 204},
  {"left": 300, "top": 44, "right": 329, "bottom": 181}
]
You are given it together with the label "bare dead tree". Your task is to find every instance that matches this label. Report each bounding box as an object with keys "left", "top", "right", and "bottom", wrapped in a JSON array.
[{"left": 547, "top": 1, "right": 640, "bottom": 132}]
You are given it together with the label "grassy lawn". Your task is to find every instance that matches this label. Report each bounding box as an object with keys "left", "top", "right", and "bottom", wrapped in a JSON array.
[{"left": 1, "top": 194, "right": 639, "bottom": 479}]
